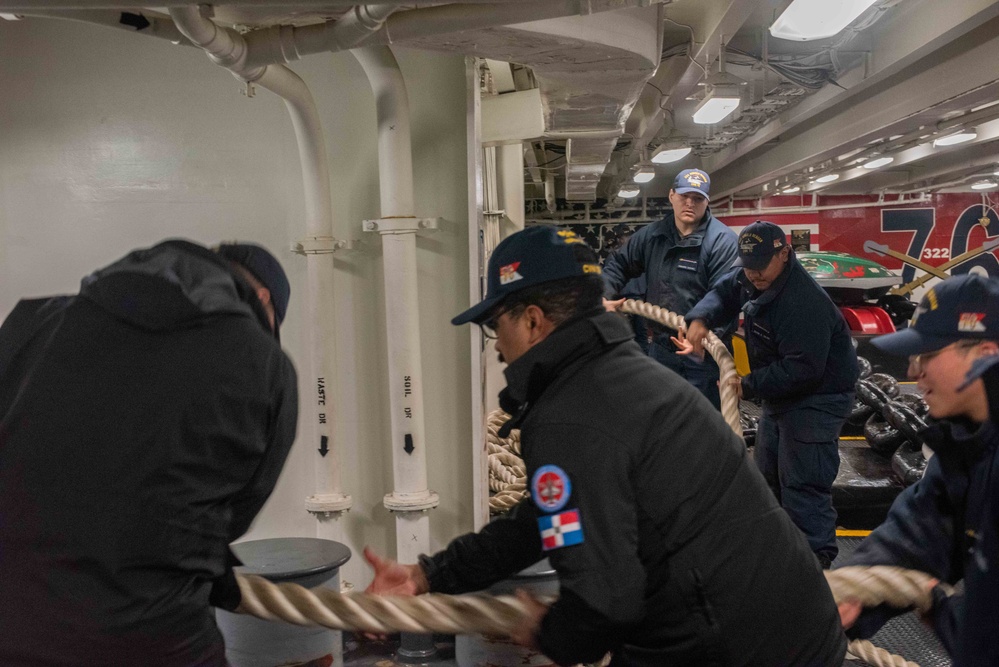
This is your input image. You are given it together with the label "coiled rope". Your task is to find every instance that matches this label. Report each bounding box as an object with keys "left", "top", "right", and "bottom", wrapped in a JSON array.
[
  {"left": 486, "top": 299, "right": 741, "bottom": 515},
  {"left": 235, "top": 565, "right": 935, "bottom": 667}
]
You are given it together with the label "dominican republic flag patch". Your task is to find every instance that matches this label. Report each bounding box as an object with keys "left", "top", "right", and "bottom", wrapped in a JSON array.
[{"left": 538, "top": 509, "right": 584, "bottom": 551}]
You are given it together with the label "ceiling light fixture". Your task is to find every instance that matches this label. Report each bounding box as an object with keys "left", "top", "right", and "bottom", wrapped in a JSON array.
[
  {"left": 692, "top": 48, "right": 745, "bottom": 126},
  {"left": 815, "top": 174, "right": 840, "bottom": 183},
  {"left": 971, "top": 181, "right": 998, "bottom": 190},
  {"left": 632, "top": 164, "right": 656, "bottom": 183},
  {"left": 933, "top": 131, "right": 978, "bottom": 147},
  {"left": 863, "top": 157, "right": 894, "bottom": 169},
  {"left": 651, "top": 145, "right": 692, "bottom": 164},
  {"left": 770, "top": 0, "right": 879, "bottom": 41},
  {"left": 651, "top": 126, "right": 692, "bottom": 164},
  {"left": 782, "top": 186, "right": 801, "bottom": 194},
  {"left": 692, "top": 85, "right": 742, "bottom": 125},
  {"left": 618, "top": 182, "right": 641, "bottom": 198}
]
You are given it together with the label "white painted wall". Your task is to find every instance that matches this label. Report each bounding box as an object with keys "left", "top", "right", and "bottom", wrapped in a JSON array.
[{"left": 0, "top": 17, "right": 473, "bottom": 588}]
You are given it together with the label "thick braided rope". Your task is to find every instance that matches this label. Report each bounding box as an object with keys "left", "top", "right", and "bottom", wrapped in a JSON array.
[
  {"left": 235, "top": 565, "right": 933, "bottom": 667},
  {"left": 236, "top": 574, "right": 529, "bottom": 635},
  {"left": 486, "top": 409, "right": 527, "bottom": 513},
  {"left": 617, "top": 300, "right": 742, "bottom": 438},
  {"left": 826, "top": 566, "right": 936, "bottom": 667}
]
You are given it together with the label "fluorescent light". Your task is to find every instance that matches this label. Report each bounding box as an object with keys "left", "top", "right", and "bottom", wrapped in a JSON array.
[
  {"left": 971, "top": 181, "right": 998, "bottom": 190},
  {"left": 770, "top": 0, "right": 879, "bottom": 41},
  {"left": 632, "top": 164, "right": 655, "bottom": 183},
  {"left": 933, "top": 131, "right": 977, "bottom": 147},
  {"left": 618, "top": 183, "right": 641, "bottom": 198},
  {"left": 651, "top": 145, "right": 692, "bottom": 164},
  {"left": 863, "top": 157, "right": 894, "bottom": 169},
  {"left": 816, "top": 174, "right": 840, "bottom": 183},
  {"left": 692, "top": 91, "right": 741, "bottom": 125},
  {"left": 783, "top": 186, "right": 801, "bottom": 194}
]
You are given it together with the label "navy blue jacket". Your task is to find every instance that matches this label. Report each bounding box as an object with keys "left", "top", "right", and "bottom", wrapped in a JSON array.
[
  {"left": 0, "top": 241, "right": 298, "bottom": 667},
  {"left": 841, "top": 418, "right": 999, "bottom": 667},
  {"left": 686, "top": 253, "right": 858, "bottom": 402},
  {"left": 603, "top": 210, "right": 738, "bottom": 336},
  {"left": 422, "top": 312, "right": 846, "bottom": 666}
]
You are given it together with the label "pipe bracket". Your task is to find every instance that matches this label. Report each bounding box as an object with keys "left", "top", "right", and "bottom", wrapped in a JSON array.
[
  {"left": 362, "top": 217, "right": 440, "bottom": 233},
  {"left": 305, "top": 492, "right": 353, "bottom": 514},
  {"left": 383, "top": 490, "right": 440, "bottom": 513},
  {"left": 291, "top": 237, "right": 356, "bottom": 255}
]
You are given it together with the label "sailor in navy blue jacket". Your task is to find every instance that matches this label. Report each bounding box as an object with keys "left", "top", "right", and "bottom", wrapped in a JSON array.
[
  {"left": 684, "top": 222, "right": 858, "bottom": 566},
  {"left": 684, "top": 246, "right": 857, "bottom": 404},
  {"left": 839, "top": 274, "right": 999, "bottom": 667},
  {"left": 603, "top": 169, "right": 738, "bottom": 408}
]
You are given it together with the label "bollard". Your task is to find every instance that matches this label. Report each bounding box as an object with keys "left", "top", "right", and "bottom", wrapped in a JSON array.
[{"left": 216, "top": 537, "right": 351, "bottom": 667}]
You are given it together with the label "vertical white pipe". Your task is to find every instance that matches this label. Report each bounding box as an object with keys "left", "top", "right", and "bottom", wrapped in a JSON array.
[
  {"left": 170, "top": 9, "right": 351, "bottom": 540},
  {"left": 465, "top": 58, "right": 488, "bottom": 532},
  {"left": 256, "top": 68, "right": 353, "bottom": 531},
  {"left": 353, "top": 46, "right": 437, "bottom": 567}
]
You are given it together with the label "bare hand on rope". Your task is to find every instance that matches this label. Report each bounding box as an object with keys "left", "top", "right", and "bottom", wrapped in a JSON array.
[
  {"left": 508, "top": 590, "right": 547, "bottom": 650},
  {"left": 676, "top": 318, "right": 709, "bottom": 359},
  {"left": 838, "top": 599, "right": 863, "bottom": 630},
  {"left": 837, "top": 575, "right": 940, "bottom": 630},
  {"left": 363, "top": 547, "right": 429, "bottom": 596},
  {"left": 602, "top": 297, "right": 625, "bottom": 313},
  {"left": 721, "top": 375, "right": 743, "bottom": 401}
]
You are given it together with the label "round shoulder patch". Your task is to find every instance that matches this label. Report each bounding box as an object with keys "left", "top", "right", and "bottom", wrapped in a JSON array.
[{"left": 531, "top": 464, "right": 572, "bottom": 513}]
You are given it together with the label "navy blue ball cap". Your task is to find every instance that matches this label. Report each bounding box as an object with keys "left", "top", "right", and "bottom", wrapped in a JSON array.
[
  {"left": 732, "top": 221, "right": 787, "bottom": 271},
  {"left": 216, "top": 242, "right": 291, "bottom": 327},
  {"left": 451, "top": 226, "right": 602, "bottom": 326},
  {"left": 872, "top": 273, "right": 999, "bottom": 357},
  {"left": 672, "top": 168, "right": 711, "bottom": 200}
]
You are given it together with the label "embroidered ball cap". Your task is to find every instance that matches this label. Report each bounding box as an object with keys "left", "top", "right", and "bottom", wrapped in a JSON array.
[
  {"left": 451, "top": 225, "right": 602, "bottom": 325},
  {"left": 732, "top": 220, "right": 787, "bottom": 271},
  {"left": 672, "top": 168, "right": 711, "bottom": 200},
  {"left": 873, "top": 273, "right": 999, "bottom": 357},
  {"left": 216, "top": 242, "right": 291, "bottom": 328}
]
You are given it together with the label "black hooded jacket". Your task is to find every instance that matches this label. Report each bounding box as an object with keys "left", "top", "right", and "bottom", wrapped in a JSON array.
[
  {"left": 0, "top": 240, "right": 298, "bottom": 667},
  {"left": 420, "top": 311, "right": 846, "bottom": 666}
]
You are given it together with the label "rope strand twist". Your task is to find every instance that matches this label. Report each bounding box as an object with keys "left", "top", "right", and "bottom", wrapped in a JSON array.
[{"left": 235, "top": 565, "right": 936, "bottom": 667}]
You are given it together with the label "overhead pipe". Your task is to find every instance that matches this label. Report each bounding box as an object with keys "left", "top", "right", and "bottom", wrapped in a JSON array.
[
  {"left": 718, "top": 193, "right": 931, "bottom": 216},
  {"left": 0, "top": 0, "right": 527, "bottom": 7},
  {"left": 352, "top": 44, "right": 439, "bottom": 661},
  {"left": 19, "top": 9, "right": 192, "bottom": 44},
  {"left": 170, "top": 7, "right": 353, "bottom": 538},
  {"left": 241, "top": 1, "right": 659, "bottom": 70}
]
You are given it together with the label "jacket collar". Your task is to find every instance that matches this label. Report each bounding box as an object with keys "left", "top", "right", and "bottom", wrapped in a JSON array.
[
  {"left": 497, "top": 309, "right": 632, "bottom": 436},
  {"left": 651, "top": 208, "right": 715, "bottom": 244},
  {"left": 921, "top": 418, "right": 996, "bottom": 468}
]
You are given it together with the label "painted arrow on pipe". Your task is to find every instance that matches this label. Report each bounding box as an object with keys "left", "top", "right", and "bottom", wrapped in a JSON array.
[
  {"left": 404, "top": 434, "right": 414, "bottom": 455},
  {"left": 891, "top": 237, "right": 999, "bottom": 296},
  {"left": 863, "top": 241, "right": 950, "bottom": 280},
  {"left": 319, "top": 436, "right": 329, "bottom": 457}
]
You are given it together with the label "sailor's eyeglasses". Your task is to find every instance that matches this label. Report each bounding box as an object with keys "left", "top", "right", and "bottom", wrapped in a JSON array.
[
  {"left": 480, "top": 308, "right": 508, "bottom": 340},
  {"left": 909, "top": 340, "right": 980, "bottom": 376}
]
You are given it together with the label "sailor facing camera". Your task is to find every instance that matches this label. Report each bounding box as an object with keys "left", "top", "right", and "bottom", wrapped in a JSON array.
[{"left": 838, "top": 273, "right": 999, "bottom": 667}]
